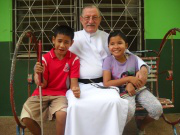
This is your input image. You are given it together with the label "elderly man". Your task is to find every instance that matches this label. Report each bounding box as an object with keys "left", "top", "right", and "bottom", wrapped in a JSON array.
[{"left": 65, "top": 5, "right": 162, "bottom": 135}]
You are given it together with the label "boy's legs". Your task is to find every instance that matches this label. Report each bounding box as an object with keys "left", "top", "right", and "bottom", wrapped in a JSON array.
[
  {"left": 21, "top": 96, "right": 67, "bottom": 135},
  {"left": 49, "top": 96, "right": 68, "bottom": 135},
  {"left": 55, "top": 111, "right": 67, "bottom": 135},
  {"left": 21, "top": 96, "right": 49, "bottom": 135},
  {"left": 22, "top": 117, "right": 41, "bottom": 135}
]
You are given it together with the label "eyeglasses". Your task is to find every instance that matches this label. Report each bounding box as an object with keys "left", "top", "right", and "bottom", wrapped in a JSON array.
[{"left": 82, "top": 16, "right": 100, "bottom": 21}]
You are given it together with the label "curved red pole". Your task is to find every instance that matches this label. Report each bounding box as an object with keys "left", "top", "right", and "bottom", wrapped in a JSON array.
[
  {"left": 10, "top": 30, "right": 38, "bottom": 129},
  {"left": 157, "top": 28, "right": 180, "bottom": 57}
]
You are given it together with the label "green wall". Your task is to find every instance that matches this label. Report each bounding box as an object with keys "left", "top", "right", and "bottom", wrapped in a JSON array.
[
  {"left": 0, "top": 1, "right": 12, "bottom": 116},
  {"left": 145, "top": 0, "right": 180, "bottom": 113},
  {"left": 145, "top": 40, "right": 180, "bottom": 113},
  {"left": 0, "top": 0, "right": 36, "bottom": 116},
  {"left": 145, "top": 0, "right": 180, "bottom": 39},
  {"left": 0, "top": 0, "right": 12, "bottom": 41},
  {"left": 0, "top": 0, "right": 180, "bottom": 117}
]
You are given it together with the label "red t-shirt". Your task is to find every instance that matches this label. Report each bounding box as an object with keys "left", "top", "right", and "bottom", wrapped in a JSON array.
[{"left": 32, "top": 48, "right": 80, "bottom": 96}]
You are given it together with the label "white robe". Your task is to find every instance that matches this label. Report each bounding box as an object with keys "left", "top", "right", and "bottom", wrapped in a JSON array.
[{"left": 65, "top": 83, "right": 128, "bottom": 135}]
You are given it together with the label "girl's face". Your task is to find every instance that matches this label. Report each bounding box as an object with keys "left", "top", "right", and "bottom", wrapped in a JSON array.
[
  {"left": 52, "top": 34, "right": 73, "bottom": 59},
  {"left": 108, "top": 35, "right": 128, "bottom": 60}
]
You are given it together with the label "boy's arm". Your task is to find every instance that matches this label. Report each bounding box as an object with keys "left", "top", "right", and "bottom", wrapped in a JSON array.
[
  {"left": 34, "top": 73, "right": 47, "bottom": 88},
  {"left": 34, "top": 62, "right": 47, "bottom": 88},
  {"left": 70, "top": 78, "right": 80, "bottom": 98}
]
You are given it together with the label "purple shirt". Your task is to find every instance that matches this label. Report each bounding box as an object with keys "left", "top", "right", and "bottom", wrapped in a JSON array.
[{"left": 102, "top": 54, "right": 139, "bottom": 80}]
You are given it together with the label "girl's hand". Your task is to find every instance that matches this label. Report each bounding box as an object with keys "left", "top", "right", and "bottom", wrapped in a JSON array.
[
  {"left": 129, "top": 76, "right": 142, "bottom": 89},
  {"left": 125, "top": 83, "right": 136, "bottom": 96},
  {"left": 72, "top": 87, "right": 80, "bottom": 98}
]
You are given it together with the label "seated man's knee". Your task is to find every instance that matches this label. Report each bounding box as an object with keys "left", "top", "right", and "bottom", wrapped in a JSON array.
[{"left": 109, "top": 97, "right": 121, "bottom": 104}]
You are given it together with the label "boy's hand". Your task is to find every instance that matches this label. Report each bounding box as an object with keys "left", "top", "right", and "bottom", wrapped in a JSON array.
[
  {"left": 34, "top": 62, "right": 46, "bottom": 86},
  {"left": 35, "top": 62, "right": 44, "bottom": 74},
  {"left": 72, "top": 87, "right": 80, "bottom": 98},
  {"left": 125, "top": 83, "right": 136, "bottom": 96}
]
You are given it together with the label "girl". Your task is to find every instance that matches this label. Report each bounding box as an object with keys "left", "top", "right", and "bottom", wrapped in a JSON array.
[{"left": 102, "top": 31, "right": 162, "bottom": 135}]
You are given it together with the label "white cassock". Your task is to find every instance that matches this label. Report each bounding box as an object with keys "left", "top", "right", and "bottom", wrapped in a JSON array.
[{"left": 65, "top": 83, "right": 128, "bottom": 135}]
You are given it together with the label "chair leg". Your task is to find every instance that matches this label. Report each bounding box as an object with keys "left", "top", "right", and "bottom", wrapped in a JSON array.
[
  {"left": 16, "top": 125, "right": 25, "bottom": 135},
  {"left": 172, "top": 125, "right": 177, "bottom": 135},
  {"left": 21, "top": 128, "right": 25, "bottom": 135},
  {"left": 16, "top": 125, "right": 20, "bottom": 135}
]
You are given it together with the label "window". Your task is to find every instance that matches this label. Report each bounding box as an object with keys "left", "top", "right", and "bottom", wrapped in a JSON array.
[{"left": 12, "top": 0, "right": 144, "bottom": 59}]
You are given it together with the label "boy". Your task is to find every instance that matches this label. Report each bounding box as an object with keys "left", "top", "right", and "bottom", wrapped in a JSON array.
[{"left": 20, "top": 25, "right": 80, "bottom": 135}]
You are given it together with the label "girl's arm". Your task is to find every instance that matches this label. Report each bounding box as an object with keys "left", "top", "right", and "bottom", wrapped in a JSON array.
[
  {"left": 125, "top": 83, "right": 136, "bottom": 96},
  {"left": 70, "top": 78, "right": 80, "bottom": 98},
  {"left": 103, "top": 70, "right": 142, "bottom": 88}
]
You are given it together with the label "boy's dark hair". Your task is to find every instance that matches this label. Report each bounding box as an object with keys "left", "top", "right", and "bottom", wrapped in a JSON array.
[
  {"left": 53, "top": 25, "right": 74, "bottom": 40},
  {"left": 108, "top": 31, "right": 127, "bottom": 44}
]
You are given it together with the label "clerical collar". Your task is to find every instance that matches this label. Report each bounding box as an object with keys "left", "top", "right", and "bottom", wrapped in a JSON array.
[
  {"left": 83, "top": 29, "right": 99, "bottom": 37},
  {"left": 83, "top": 29, "right": 99, "bottom": 43}
]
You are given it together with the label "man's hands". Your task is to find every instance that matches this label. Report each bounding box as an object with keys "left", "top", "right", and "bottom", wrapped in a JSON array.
[
  {"left": 136, "top": 66, "right": 148, "bottom": 87},
  {"left": 71, "top": 87, "right": 80, "bottom": 98}
]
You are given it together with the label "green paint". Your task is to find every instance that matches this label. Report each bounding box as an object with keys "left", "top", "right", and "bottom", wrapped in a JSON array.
[
  {"left": 145, "top": 0, "right": 180, "bottom": 39},
  {"left": 146, "top": 39, "right": 180, "bottom": 113},
  {"left": 0, "top": 42, "right": 36, "bottom": 116},
  {"left": 0, "top": 0, "right": 12, "bottom": 42}
]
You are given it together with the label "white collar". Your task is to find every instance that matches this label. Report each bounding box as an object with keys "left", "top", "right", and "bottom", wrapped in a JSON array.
[
  {"left": 83, "top": 29, "right": 99, "bottom": 43},
  {"left": 83, "top": 29, "right": 99, "bottom": 37}
]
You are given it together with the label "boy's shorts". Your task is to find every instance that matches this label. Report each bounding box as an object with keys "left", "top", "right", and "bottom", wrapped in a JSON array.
[{"left": 20, "top": 96, "right": 68, "bottom": 122}]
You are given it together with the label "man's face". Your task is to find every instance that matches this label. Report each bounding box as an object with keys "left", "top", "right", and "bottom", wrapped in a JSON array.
[{"left": 80, "top": 7, "right": 101, "bottom": 33}]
